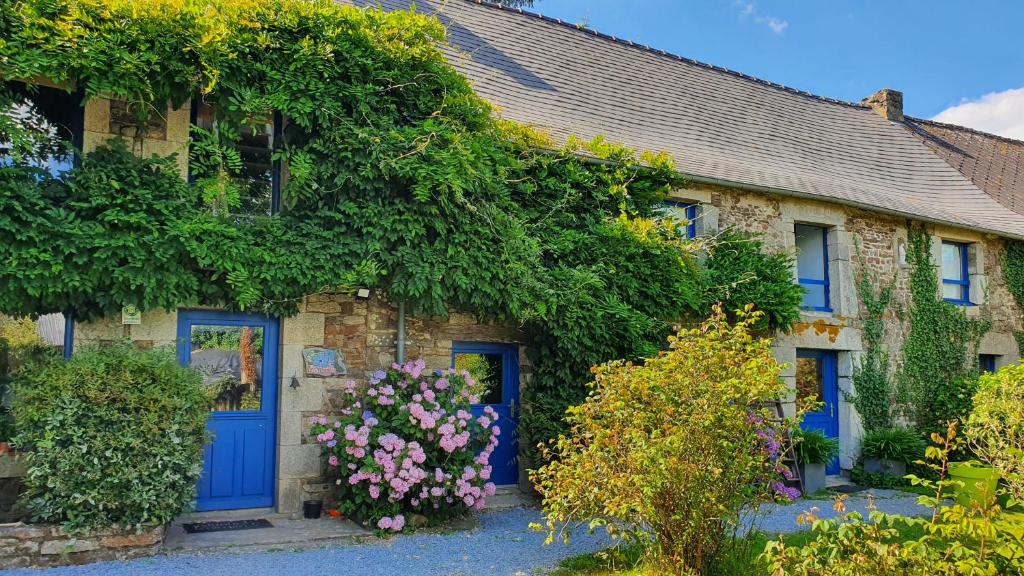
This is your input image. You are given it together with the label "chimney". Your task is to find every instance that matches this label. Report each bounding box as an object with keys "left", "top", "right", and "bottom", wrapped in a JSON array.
[{"left": 862, "top": 88, "right": 904, "bottom": 122}]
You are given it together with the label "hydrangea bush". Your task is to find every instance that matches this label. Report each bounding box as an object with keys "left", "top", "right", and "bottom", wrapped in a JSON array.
[{"left": 310, "top": 359, "right": 500, "bottom": 531}]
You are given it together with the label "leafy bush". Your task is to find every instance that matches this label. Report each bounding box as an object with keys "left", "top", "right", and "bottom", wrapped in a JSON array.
[
  {"left": 794, "top": 429, "right": 840, "bottom": 465},
  {"left": 860, "top": 428, "right": 926, "bottom": 464},
  {"left": 309, "top": 359, "right": 499, "bottom": 531},
  {"left": 531, "top": 307, "right": 795, "bottom": 574},
  {"left": 12, "top": 343, "right": 211, "bottom": 531},
  {"left": 700, "top": 229, "right": 805, "bottom": 331},
  {"left": 763, "top": 425, "right": 1024, "bottom": 575},
  {"left": 965, "top": 363, "right": 1024, "bottom": 501}
]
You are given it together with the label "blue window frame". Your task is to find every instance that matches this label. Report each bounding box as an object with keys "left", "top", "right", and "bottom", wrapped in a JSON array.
[
  {"left": 941, "top": 241, "right": 972, "bottom": 305},
  {"left": 795, "top": 224, "right": 831, "bottom": 312},
  {"left": 659, "top": 201, "right": 697, "bottom": 239},
  {"left": 979, "top": 354, "right": 998, "bottom": 374},
  {"left": 189, "top": 101, "right": 282, "bottom": 215}
]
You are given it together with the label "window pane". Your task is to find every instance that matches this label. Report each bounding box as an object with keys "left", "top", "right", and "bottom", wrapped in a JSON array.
[
  {"left": 941, "top": 242, "right": 963, "bottom": 281},
  {"left": 190, "top": 325, "right": 264, "bottom": 411},
  {"left": 194, "top": 103, "right": 274, "bottom": 216},
  {"left": 795, "top": 224, "right": 826, "bottom": 281},
  {"left": 942, "top": 282, "right": 963, "bottom": 301},
  {"left": 454, "top": 352, "right": 503, "bottom": 405},
  {"left": 795, "top": 357, "right": 823, "bottom": 413},
  {"left": 1, "top": 85, "right": 78, "bottom": 176},
  {"left": 979, "top": 355, "right": 997, "bottom": 374},
  {"left": 801, "top": 283, "right": 827, "bottom": 309},
  {"left": 656, "top": 202, "right": 695, "bottom": 238}
]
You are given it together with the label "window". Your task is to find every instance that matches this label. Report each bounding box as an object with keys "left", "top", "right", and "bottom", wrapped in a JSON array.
[
  {"left": 979, "top": 354, "right": 998, "bottom": 374},
  {"left": 795, "top": 224, "right": 831, "bottom": 311},
  {"left": 657, "top": 201, "right": 697, "bottom": 239},
  {"left": 941, "top": 241, "right": 971, "bottom": 305},
  {"left": 191, "top": 102, "right": 281, "bottom": 215},
  {"left": 1, "top": 84, "right": 83, "bottom": 177}
]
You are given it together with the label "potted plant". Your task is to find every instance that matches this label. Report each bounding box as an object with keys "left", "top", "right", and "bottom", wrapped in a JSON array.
[
  {"left": 794, "top": 429, "right": 839, "bottom": 496},
  {"left": 860, "top": 427, "right": 925, "bottom": 479}
]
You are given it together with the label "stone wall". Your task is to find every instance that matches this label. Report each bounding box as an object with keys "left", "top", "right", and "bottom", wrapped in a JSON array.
[
  {"left": 278, "top": 294, "right": 530, "bottom": 513},
  {"left": 671, "top": 184, "right": 1023, "bottom": 469},
  {"left": 0, "top": 524, "right": 163, "bottom": 569}
]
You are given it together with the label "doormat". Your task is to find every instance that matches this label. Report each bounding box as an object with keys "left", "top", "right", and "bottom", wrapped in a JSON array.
[
  {"left": 829, "top": 484, "right": 868, "bottom": 494},
  {"left": 182, "top": 519, "right": 274, "bottom": 534}
]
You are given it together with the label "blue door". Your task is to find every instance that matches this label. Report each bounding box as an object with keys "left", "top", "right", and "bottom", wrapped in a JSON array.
[
  {"left": 452, "top": 342, "right": 520, "bottom": 485},
  {"left": 177, "top": 310, "right": 279, "bottom": 511},
  {"left": 796, "top": 349, "right": 840, "bottom": 475}
]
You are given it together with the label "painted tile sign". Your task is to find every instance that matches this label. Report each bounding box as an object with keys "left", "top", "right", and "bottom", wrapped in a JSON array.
[{"left": 302, "top": 347, "right": 347, "bottom": 377}]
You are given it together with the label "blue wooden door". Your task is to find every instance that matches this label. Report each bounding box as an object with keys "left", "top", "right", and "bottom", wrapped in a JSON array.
[
  {"left": 452, "top": 342, "right": 520, "bottom": 485},
  {"left": 796, "top": 349, "right": 840, "bottom": 475},
  {"left": 177, "top": 310, "right": 279, "bottom": 511}
]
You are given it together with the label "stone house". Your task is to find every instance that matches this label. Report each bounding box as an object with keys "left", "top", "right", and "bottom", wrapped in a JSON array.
[{"left": 18, "top": 0, "right": 1024, "bottom": 513}]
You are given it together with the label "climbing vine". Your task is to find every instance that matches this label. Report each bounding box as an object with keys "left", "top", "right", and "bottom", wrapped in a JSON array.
[
  {"left": 847, "top": 242, "right": 895, "bottom": 433},
  {"left": 899, "top": 226, "right": 989, "bottom": 435},
  {"left": 0, "top": 0, "right": 803, "bottom": 456},
  {"left": 1002, "top": 240, "right": 1024, "bottom": 355}
]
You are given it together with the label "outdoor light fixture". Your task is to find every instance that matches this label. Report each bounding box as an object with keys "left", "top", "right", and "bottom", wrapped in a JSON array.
[
  {"left": 290, "top": 375, "right": 301, "bottom": 389},
  {"left": 355, "top": 288, "right": 371, "bottom": 301}
]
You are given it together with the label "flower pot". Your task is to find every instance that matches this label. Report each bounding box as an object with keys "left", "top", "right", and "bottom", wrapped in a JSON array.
[
  {"left": 302, "top": 499, "right": 323, "bottom": 519},
  {"left": 863, "top": 457, "right": 906, "bottom": 478},
  {"left": 947, "top": 461, "right": 999, "bottom": 507},
  {"left": 799, "top": 462, "right": 826, "bottom": 496}
]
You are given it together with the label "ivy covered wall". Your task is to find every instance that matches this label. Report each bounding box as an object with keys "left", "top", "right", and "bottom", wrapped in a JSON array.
[{"left": 0, "top": 0, "right": 805, "bottom": 467}]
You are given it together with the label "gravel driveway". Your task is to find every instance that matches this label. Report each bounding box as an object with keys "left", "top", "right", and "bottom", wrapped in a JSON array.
[
  {"left": 750, "top": 489, "right": 934, "bottom": 535},
  {"left": 0, "top": 491, "right": 931, "bottom": 576},
  {"left": 0, "top": 508, "right": 610, "bottom": 576}
]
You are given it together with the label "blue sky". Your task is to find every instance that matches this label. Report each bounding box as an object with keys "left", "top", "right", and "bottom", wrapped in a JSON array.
[{"left": 528, "top": 1, "right": 1024, "bottom": 138}]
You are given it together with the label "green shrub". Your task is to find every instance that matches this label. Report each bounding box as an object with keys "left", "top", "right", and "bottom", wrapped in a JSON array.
[
  {"left": 763, "top": 425, "right": 1024, "bottom": 575},
  {"left": 12, "top": 343, "right": 211, "bottom": 531},
  {"left": 530, "top": 307, "right": 795, "bottom": 574},
  {"left": 700, "top": 229, "right": 805, "bottom": 331},
  {"left": 860, "top": 428, "right": 926, "bottom": 464},
  {"left": 966, "top": 363, "right": 1024, "bottom": 501},
  {"left": 794, "top": 429, "right": 839, "bottom": 465}
]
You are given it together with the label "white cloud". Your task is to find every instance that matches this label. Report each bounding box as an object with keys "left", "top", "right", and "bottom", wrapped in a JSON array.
[
  {"left": 735, "top": 1, "right": 789, "bottom": 34},
  {"left": 932, "top": 87, "right": 1024, "bottom": 141},
  {"left": 758, "top": 16, "right": 789, "bottom": 34}
]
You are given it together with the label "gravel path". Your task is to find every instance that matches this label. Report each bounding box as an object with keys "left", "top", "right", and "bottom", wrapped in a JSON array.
[
  {"left": 751, "top": 489, "right": 934, "bottom": 535},
  {"left": 0, "top": 491, "right": 932, "bottom": 576},
  {"left": 0, "top": 508, "right": 610, "bottom": 576}
]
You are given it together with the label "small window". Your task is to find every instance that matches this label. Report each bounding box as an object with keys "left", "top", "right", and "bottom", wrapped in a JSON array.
[
  {"left": 657, "top": 201, "right": 697, "bottom": 239},
  {"left": 979, "top": 354, "right": 998, "bottom": 374},
  {"left": 795, "top": 224, "right": 831, "bottom": 311},
  {"left": 191, "top": 102, "right": 280, "bottom": 216},
  {"left": 941, "top": 241, "right": 971, "bottom": 305},
  {"left": 453, "top": 350, "right": 504, "bottom": 405},
  {"left": 1, "top": 84, "right": 83, "bottom": 177}
]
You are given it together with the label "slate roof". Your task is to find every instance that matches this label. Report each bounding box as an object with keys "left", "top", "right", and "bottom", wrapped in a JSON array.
[
  {"left": 355, "top": 0, "right": 1024, "bottom": 239},
  {"left": 905, "top": 117, "right": 1024, "bottom": 217}
]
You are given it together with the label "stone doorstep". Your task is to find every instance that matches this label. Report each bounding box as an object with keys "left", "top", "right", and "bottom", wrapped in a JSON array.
[
  {"left": 162, "top": 511, "right": 371, "bottom": 555},
  {"left": 162, "top": 491, "right": 536, "bottom": 555}
]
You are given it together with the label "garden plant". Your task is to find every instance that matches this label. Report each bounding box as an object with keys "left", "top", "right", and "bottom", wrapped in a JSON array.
[
  {"left": 531, "top": 307, "right": 798, "bottom": 574},
  {"left": 11, "top": 343, "right": 211, "bottom": 531},
  {"left": 965, "top": 363, "right": 1024, "bottom": 502},
  {"left": 763, "top": 423, "right": 1024, "bottom": 575},
  {"left": 309, "top": 359, "right": 500, "bottom": 531}
]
